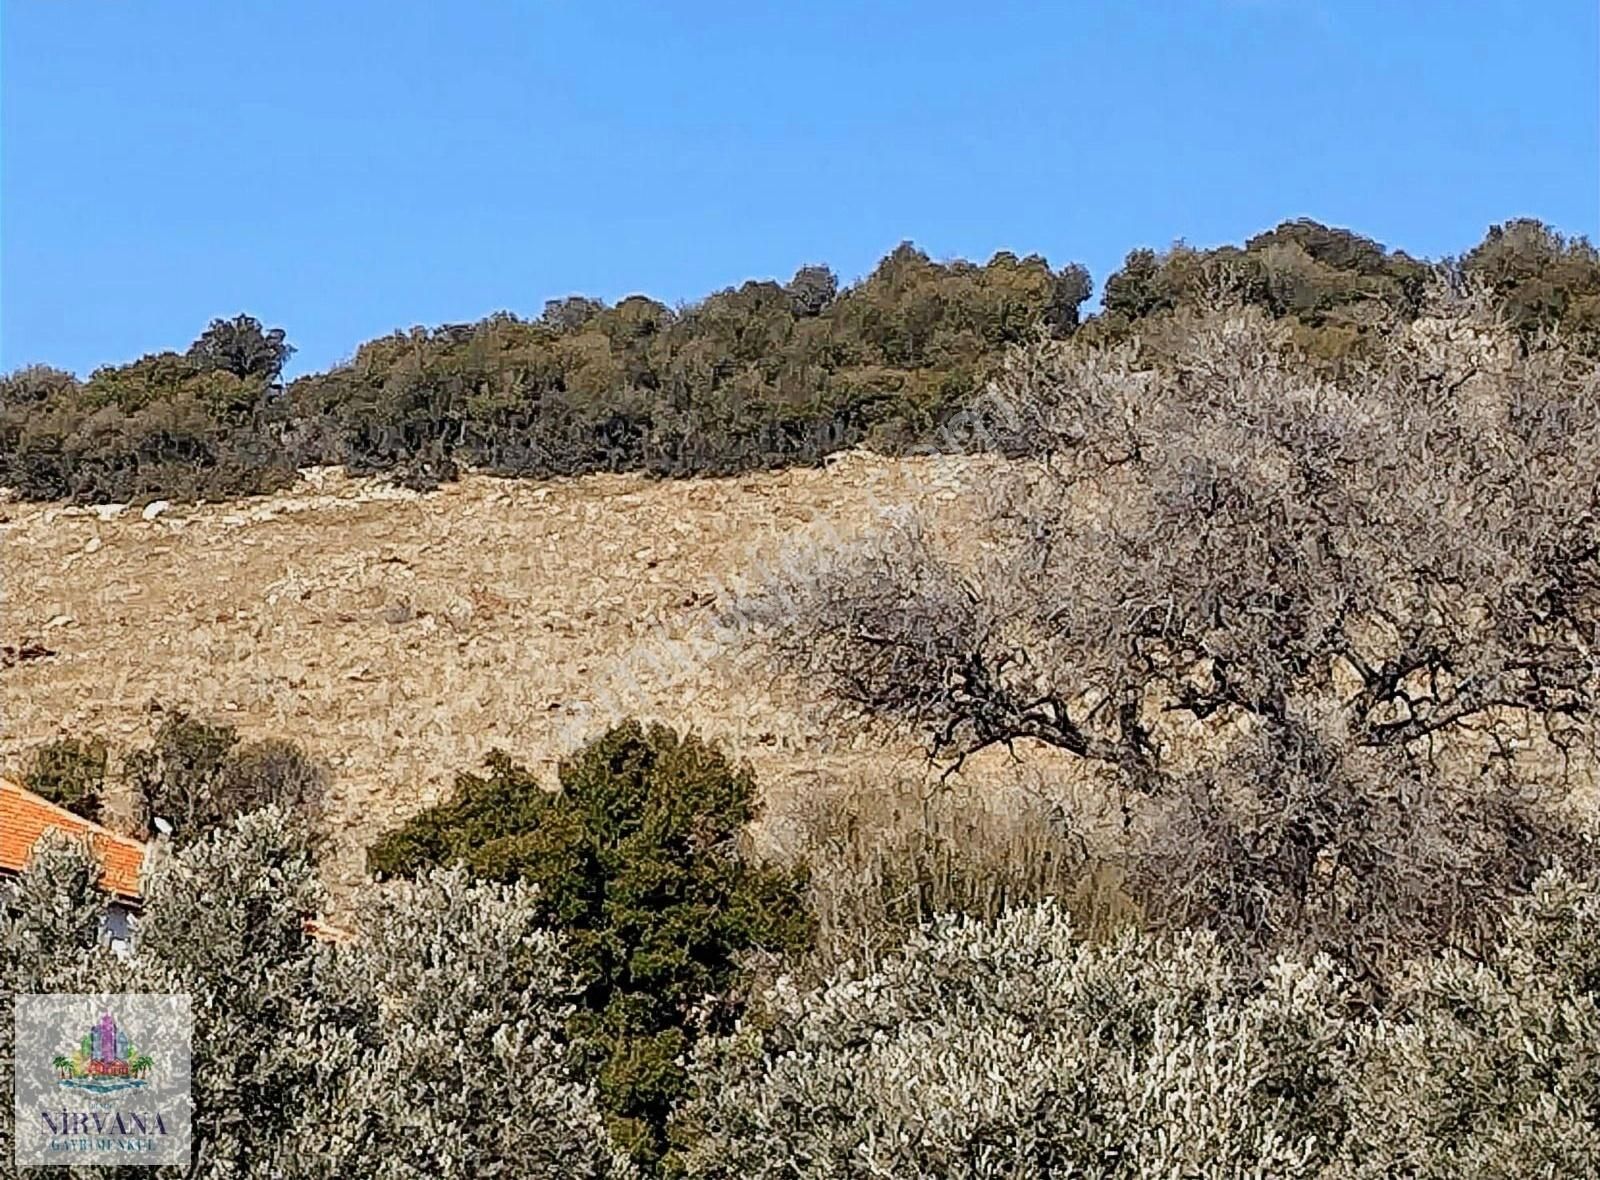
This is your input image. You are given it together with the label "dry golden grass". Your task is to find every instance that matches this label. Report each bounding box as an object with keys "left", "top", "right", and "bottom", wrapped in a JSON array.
[
  {"left": 790, "top": 770, "right": 1144, "bottom": 973},
  {"left": 5, "top": 448, "right": 1590, "bottom": 933},
  {"left": 3, "top": 452, "right": 1075, "bottom": 902}
]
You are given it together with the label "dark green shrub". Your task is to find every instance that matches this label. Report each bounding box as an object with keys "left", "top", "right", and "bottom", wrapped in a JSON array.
[
  {"left": 124, "top": 711, "right": 239, "bottom": 840},
  {"left": 23, "top": 736, "right": 109, "bottom": 823},
  {"left": 367, "top": 721, "right": 812, "bottom": 1171},
  {"left": 1460, "top": 218, "right": 1600, "bottom": 346}
]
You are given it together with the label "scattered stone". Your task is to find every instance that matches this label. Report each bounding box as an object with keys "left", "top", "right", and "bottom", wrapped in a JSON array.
[
  {"left": 142, "top": 500, "right": 171, "bottom": 521},
  {"left": 382, "top": 602, "right": 416, "bottom": 626}
]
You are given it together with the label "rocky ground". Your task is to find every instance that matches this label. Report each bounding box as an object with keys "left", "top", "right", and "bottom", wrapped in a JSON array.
[{"left": 3, "top": 452, "right": 1066, "bottom": 903}]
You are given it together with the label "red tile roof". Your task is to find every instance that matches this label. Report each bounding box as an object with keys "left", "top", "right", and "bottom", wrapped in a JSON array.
[
  {"left": 0, "top": 777, "right": 147, "bottom": 900},
  {"left": 2, "top": 776, "right": 359, "bottom": 942}
]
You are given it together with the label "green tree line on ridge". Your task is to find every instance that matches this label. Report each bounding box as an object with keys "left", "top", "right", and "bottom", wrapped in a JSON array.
[{"left": 3, "top": 217, "right": 1596, "bottom": 504}]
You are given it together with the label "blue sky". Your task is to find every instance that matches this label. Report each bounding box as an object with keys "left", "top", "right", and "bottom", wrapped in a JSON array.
[{"left": 4, "top": 1, "right": 1596, "bottom": 378}]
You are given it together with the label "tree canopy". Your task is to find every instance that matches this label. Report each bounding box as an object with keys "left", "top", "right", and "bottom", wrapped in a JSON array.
[
  {"left": 741, "top": 286, "right": 1600, "bottom": 981},
  {"left": 3, "top": 221, "right": 1597, "bottom": 504}
]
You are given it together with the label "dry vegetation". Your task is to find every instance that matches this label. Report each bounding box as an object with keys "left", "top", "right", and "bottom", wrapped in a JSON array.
[
  {"left": 6, "top": 283, "right": 1600, "bottom": 1175},
  {"left": 1, "top": 448, "right": 1057, "bottom": 899},
  {"left": 5, "top": 292, "right": 1596, "bottom": 959},
  {"left": 741, "top": 289, "right": 1600, "bottom": 977}
]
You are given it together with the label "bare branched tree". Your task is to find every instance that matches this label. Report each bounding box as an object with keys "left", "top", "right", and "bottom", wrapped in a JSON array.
[{"left": 740, "top": 285, "right": 1600, "bottom": 975}]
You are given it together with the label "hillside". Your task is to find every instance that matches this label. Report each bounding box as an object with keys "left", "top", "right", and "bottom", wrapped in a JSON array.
[{"left": 1, "top": 452, "right": 1048, "bottom": 897}]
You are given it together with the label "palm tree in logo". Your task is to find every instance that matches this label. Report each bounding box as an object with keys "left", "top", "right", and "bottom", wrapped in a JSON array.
[
  {"left": 52, "top": 1055, "right": 74, "bottom": 1079},
  {"left": 128, "top": 1053, "right": 154, "bottom": 1079}
]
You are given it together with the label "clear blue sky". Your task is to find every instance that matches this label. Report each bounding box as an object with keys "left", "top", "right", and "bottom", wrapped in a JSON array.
[{"left": 4, "top": 1, "right": 1596, "bottom": 378}]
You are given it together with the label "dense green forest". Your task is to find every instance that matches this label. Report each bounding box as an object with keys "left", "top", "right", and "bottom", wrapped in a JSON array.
[{"left": 3, "top": 217, "right": 1597, "bottom": 503}]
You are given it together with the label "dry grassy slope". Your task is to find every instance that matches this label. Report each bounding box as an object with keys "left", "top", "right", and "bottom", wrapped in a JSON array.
[{"left": 2, "top": 452, "right": 1057, "bottom": 900}]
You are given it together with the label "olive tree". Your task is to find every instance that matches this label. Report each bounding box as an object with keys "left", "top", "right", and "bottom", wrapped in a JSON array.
[
  {"left": 676, "top": 901, "right": 1351, "bottom": 1178},
  {"left": 740, "top": 287, "right": 1600, "bottom": 975},
  {"left": 0, "top": 814, "right": 630, "bottom": 1179},
  {"left": 186, "top": 314, "right": 294, "bottom": 383},
  {"left": 679, "top": 873, "right": 1600, "bottom": 1179},
  {"left": 1337, "top": 868, "right": 1600, "bottom": 1177},
  {"left": 328, "top": 868, "right": 637, "bottom": 1180},
  {"left": 0, "top": 834, "right": 108, "bottom": 1171}
]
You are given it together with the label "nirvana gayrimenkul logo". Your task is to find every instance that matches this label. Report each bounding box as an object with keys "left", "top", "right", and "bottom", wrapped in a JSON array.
[
  {"left": 53, "top": 1010, "right": 157, "bottom": 1093},
  {"left": 13, "top": 993, "right": 192, "bottom": 1167}
]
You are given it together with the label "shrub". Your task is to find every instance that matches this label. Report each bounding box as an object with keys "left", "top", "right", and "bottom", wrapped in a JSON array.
[
  {"left": 368, "top": 721, "right": 812, "bottom": 1169},
  {"left": 289, "top": 246, "right": 1089, "bottom": 487},
  {"left": 22, "top": 735, "right": 109, "bottom": 823},
  {"left": 218, "top": 736, "right": 330, "bottom": 828},
  {"left": 0, "top": 831, "right": 108, "bottom": 1169},
  {"left": 7, "top": 222, "right": 1599, "bottom": 506},
  {"left": 1092, "top": 218, "right": 1600, "bottom": 362},
  {"left": 132, "top": 809, "right": 342, "bottom": 1172},
  {"left": 328, "top": 867, "right": 639, "bottom": 1179},
  {"left": 1459, "top": 218, "right": 1600, "bottom": 348},
  {"left": 678, "top": 873, "right": 1600, "bottom": 1178},
  {"left": 123, "top": 710, "right": 239, "bottom": 838},
  {"left": 124, "top": 709, "right": 329, "bottom": 844},
  {"left": 0, "top": 350, "right": 297, "bottom": 505},
  {"left": 1337, "top": 869, "right": 1600, "bottom": 1176},
  {"left": 676, "top": 901, "right": 1353, "bottom": 1178}
]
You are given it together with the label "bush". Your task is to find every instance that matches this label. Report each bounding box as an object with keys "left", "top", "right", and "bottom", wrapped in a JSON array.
[
  {"left": 1338, "top": 870, "right": 1600, "bottom": 1176},
  {"left": 217, "top": 736, "right": 330, "bottom": 828},
  {"left": 677, "top": 901, "right": 1353, "bottom": 1177},
  {"left": 328, "top": 867, "right": 638, "bottom": 1179},
  {"left": 1460, "top": 218, "right": 1600, "bottom": 348},
  {"left": 0, "top": 831, "right": 107, "bottom": 1169},
  {"left": 124, "top": 709, "right": 329, "bottom": 844},
  {"left": 368, "top": 722, "right": 812, "bottom": 1169},
  {"left": 0, "top": 335, "right": 298, "bottom": 505},
  {"left": 677, "top": 873, "right": 1600, "bottom": 1178},
  {"left": 22, "top": 735, "right": 109, "bottom": 823},
  {"left": 289, "top": 247, "right": 1089, "bottom": 486},
  {"left": 1091, "top": 218, "right": 1600, "bottom": 363}
]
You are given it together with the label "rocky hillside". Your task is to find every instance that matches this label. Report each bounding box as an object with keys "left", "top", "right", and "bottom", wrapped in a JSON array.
[{"left": 2, "top": 453, "right": 1050, "bottom": 897}]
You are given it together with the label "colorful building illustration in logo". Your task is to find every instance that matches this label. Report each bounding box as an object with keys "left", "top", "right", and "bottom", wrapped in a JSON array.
[{"left": 52, "top": 1012, "right": 153, "bottom": 1093}]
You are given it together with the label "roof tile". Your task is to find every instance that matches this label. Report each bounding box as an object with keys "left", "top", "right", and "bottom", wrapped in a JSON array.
[{"left": 0, "top": 777, "right": 146, "bottom": 899}]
